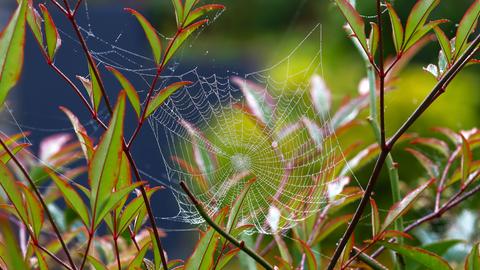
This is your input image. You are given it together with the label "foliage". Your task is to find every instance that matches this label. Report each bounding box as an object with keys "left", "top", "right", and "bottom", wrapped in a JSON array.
[{"left": 0, "top": 0, "right": 478, "bottom": 269}]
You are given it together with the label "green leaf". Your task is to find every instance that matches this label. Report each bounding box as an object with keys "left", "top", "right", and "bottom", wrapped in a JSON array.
[
  {"left": 368, "top": 22, "right": 379, "bottom": 57},
  {"left": 78, "top": 64, "right": 103, "bottom": 113},
  {"left": 117, "top": 187, "right": 161, "bottom": 235},
  {"left": 39, "top": 4, "right": 60, "bottom": 61},
  {"left": 128, "top": 242, "right": 150, "bottom": 270},
  {"left": 149, "top": 229, "right": 162, "bottom": 270},
  {"left": 232, "top": 76, "right": 275, "bottom": 127},
  {"left": 180, "top": 120, "right": 218, "bottom": 180},
  {"left": 434, "top": 27, "right": 452, "bottom": 63},
  {"left": 460, "top": 133, "right": 473, "bottom": 186},
  {"left": 404, "top": 0, "right": 439, "bottom": 49},
  {"left": 421, "top": 239, "right": 463, "bottom": 256},
  {"left": 89, "top": 92, "right": 126, "bottom": 227},
  {"left": 410, "top": 137, "right": 450, "bottom": 158},
  {"left": 164, "top": 19, "right": 208, "bottom": 65},
  {"left": 301, "top": 117, "right": 324, "bottom": 150},
  {"left": 297, "top": 239, "right": 317, "bottom": 270},
  {"left": 125, "top": 8, "right": 162, "bottom": 65},
  {"left": 0, "top": 217, "right": 28, "bottom": 270},
  {"left": 465, "top": 243, "right": 480, "bottom": 270},
  {"left": 406, "top": 148, "right": 439, "bottom": 178},
  {"left": 0, "top": 143, "right": 29, "bottom": 164},
  {"left": 226, "top": 178, "right": 255, "bottom": 232},
  {"left": 0, "top": 0, "right": 27, "bottom": 107},
  {"left": 184, "top": 209, "right": 227, "bottom": 270},
  {"left": 454, "top": 1, "right": 480, "bottom": 60},
  {"left": 47, "top": 169, "right": 90, "bottom": 227},
  {"left": 14, "top": 0, "right": 43, "bottom": 46},
  {"left": 106, "top": 66, "right": 141, "bottom": 118},
  {"left": 0, "top": 162, "right": 28, "bottom": 224},
  {"left": 145, "top": 81, "right": 192, "bottom": 119},
  {"left": 386, "top": 3, "right": 404, "bottom": 53},
  {"left": 19, "top": 183, "right": 43, "bottom": 239},
  {"left": 216, "top": 248, "right": 240, "bottom": 270},
  {"left": 274, "top": 231, "right": 293, "bottom": 266},
  {"left": 370, "top": 198, "right": 380, "bottom": 237},
  {"left": 183, "top": 0, "right": 198, "bottom": 21},
  {"left": 87, "top": 255, "right": 108, "bottom": 270},
  {"left": 382, "top": 179, "right": 433, "bottom": 231},
  {"left": 312, "top": 214, "right": 353, "bottom": 245},
  {"left": 380, "top": 242, "right": 452, "bottom": 270},
  {"left": 404, "top": 19, "right": 448, "bottom": 51},
  {"left": 334, "top": 0, "right": 368, "bottom": 52},
  {"left": 60, "top": 106, "right": 94, "bottom": 161},
  {"left": 184, "top": 4, "right": 225, "bottom": 26},
  {"left": 171, "top": 0, "right": 184, "bottom": 26},
  {"left": 34, "top": 247, "right": 48, "bottom": 270}
]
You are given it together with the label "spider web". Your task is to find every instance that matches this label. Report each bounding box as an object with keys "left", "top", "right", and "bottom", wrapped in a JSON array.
[{"left": 4, "top": 0, "right": 363, "bottom": 235}]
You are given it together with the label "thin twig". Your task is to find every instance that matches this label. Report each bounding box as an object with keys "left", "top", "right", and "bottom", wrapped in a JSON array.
[
  {"left": 79, "top": 233, "right": 93, "bottom": 270},
  {"left": 327, "top": 33, "right": 480, "bottom": 269},
  {"left": 180, "top": 182, "right": 274, "bottom": 270},
  {"left": 0, "top": 137, "right": 77, "bottom": 270}
]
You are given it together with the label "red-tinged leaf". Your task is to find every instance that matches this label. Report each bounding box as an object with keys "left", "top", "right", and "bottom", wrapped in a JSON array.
[
  {"left": 60, "top": 106, "right": 94, "bottom": 161},
  {"left": 301, "top": 117, "right": 323, "bottom": 150},
  {"left": 18, "top": 183, "right": 43, "bottom": 239},
  {"left": 47, "top": 169, "right": 90, "bottom": 227},
  {"left": 410, "top": 137, "right": 450, "bottom": 157},
  {"left": 0, "top": 217, "right": 28, "bottom": 270},
  {"left": 184, "top": 4, "right": 225, "bottom": 27},
  {"left": 145, "top": 81, "right": 192, "bottom": 118},
  {"left": 460, "top": 133, "right": 473, "bottom": 186},
  {"left": 331, "top": 95, "right": 368, "bottom": 129},
  {"left": 125, "top": 8, "right": 162, "bottom": 65},
  {"left": 230, "top": 224, "right": 255, "bottom": 238},
  {"left": 368, "top": 22, "right": 379, "bottom": 57},
  {"left": 128, "top": 242, "right": 150, "bottom": 270},
  {"left": 149, "top": 228, "right": 162, "bottom": 270},
  {"left": 274, "top": 231, "right": 293, "bottom": 266},
  {"left": 0, "top": 0, "right": 28, "bottom": 107},
  {"left": 184, "top": 209, "right": 227, "bottom": 270},
  {"left": 312, "top": 214, "right": 353, "bottom": 245},
  {"left": 183, "top": 0, "right": 198, "bottom": 22},
  {"left": 386, "top": 3, "right": 404, "bottom": 53},
  {"left": 34, "top": 246, "right": 48, "bottom": 270},
  {"left": 310, "top": 75, "right": 331, "bottom": 119},
  {"left": 334, "top": 0, "right": 368, "bottom": 52},
  {"left": 89, "top": 92, "right": 126, "bottom": 227},
  {"left": 164, "top": 19, "right": 208, "bottom": 65},
  {"left": 117, "top": 187, "right": 161, "bottom": 235},
  {"left": 171, "top": 0, "right": 184, "bottom": 26},
  {"left": 370, "top": 198, "right": 380, "bottom": 237},
  {"left": 296, "top": 239, "right": 317, "bottom": 270},
  {"left": 179, "top": 120, "right": 218, "bottom": 180},
  {"left": 39, "top": 4, "right": 60, "bottom": 61},
  {"left": 216, "top": 248, "right": 239, "bottom": 270},
  {"left": 87, "top": 255, "right": 107, "bottom": 270},
  {"left": 404, "top": 19, "right": 448, "bottom": 51},
  {"left": 406, "top": 148, "right": 439, "bottom": 178},
  {"left": 432, "top": 127, "right": 461, "bottom": 144},
  {"left": 404, "top": 0, "right": 440, "bottom": 49},
  {"left": 0, "top": 162, "right": 28, "bottom": 224},
  {"left": 382, "top": 179, "right": 433, "bottom": 231},
  {"left": 434, "top": 27, "right": 452, "bottom": 63},
  {"left": 14, "top": 0, "right": 43, "bottom": 46},
  {"left": 381, "top": 230, "right": 413, "bottom": 240},
  {"left": 77, "top": 64, "right": 103, "bottom": 112},
  {"left": 0, "top": 143, "right": 29, "bottom": 164},
  {"left": 454, "top": 1, "right": 480, "bottom": 60},
  {"left": 106, "top": 66, "right": 141, "bottom": 118},
  {"left": 380, "top": 241, "right": 452, "bottom": 270},
  {"left": 172, "top": 156, "right": 209, "bottom": 193},
  {"left": 340, "top": 235, "right": 355, "bottom": 265},
  {"left": 465, "top": 243, "right": 480, "bottom": 270},
  {"left": 232, "top": 76, "right": 275, "bottom": 127},
  {"left": 226, "top": 178, "right": 255, "bottom": 232}
]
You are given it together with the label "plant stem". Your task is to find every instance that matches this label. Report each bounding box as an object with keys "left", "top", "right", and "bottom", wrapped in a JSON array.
[
  {"left": 113, "top": 236, "right": 122, "bottom": 270},
  {"left": 352, "top": 247, "right": 387, "bottom": 270},
  {"left": 0, "top": 137, "right": 77, "bottom": 270},
  {"left": 37, "top": 244, "right": 74, "bottom": 270},
  {"left": 180, "top": 182, "right": 274, "bottom": 270},
  {"left": 79, "top": 233, "right": 93, "bottom": 270},
  {"left": 327, "top": 33, "right": 480, "bottom": 269},
  {"left": 375, "top": 0, "right": 386, "bottom": 150}
]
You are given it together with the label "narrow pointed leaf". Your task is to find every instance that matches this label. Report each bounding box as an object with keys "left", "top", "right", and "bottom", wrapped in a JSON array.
[
  {"left": 125, "top": 8, "right": 162, "bottom": 65},
  {"left": 368, "top": 22, "right": 379, "bottom": 56},
  {"left": 434, "top": 27, "right": 452, "bottom": 63},
  {"left": 171, "top": 0, "right": 184, "bottom": 26},
  {"left": 297, "top": 239, "right": 317, "bottom": 270},
  {"left": 19, "top": 183, "right": 43, "bottom": 239},
  {"left": 0, "top": 143, "right": 29, "bottom": 164},
  {"left": 386, "top": 3, "right": 404, "bottom": 53},
  {"left": 87, "top": 255, "right": 108, "bottom": 270},
  {"left": 382, "top": 179, "right": 433, "bottom": 231},
  {"left": 380, "top": 242, "right": 452, "bottom": 270},
  {"left": 0, "top": 0, "right": 28, "bottom": 107},
  {"left": 145, "top": 81, "right": 192, "bottom": 119},
  {"left": 15, "top": 0, "right": 43, "bottom": 45},
  {"left": 406, "top": 148, "right": 439, "bottom": 178},
  {"left": 460, "top": 133, "right": 473, "bottom": 185},
  {"left": 312, "top": 214, "right": 353, "bottom": 245},
  {"left": 404, "top": 19, "right": 448, "bottom": 51},
  {"left": 465, "top": 243, "right": 480, "bottom": 270},
  {"left": 39, "top": 4, "right": 61, "bottom": 61},
  {"left": 0, "top": 162, "right": 28, "bottom": 224},
  {"left": 127, "top": 242, "right": 150, "bottom": 270},
  {"left": 410, "top": 137, "right": 450, "bottom": 158},
  {"left": 60, "top": 106, "right": 94, "bottom": 161},
  {"left": 370, "top": 198, "right": 380, "bottom": 237},
  {"left": 106, "top": 66, "right": 141, "bottom": 118},
  {"left": 164, "top": 19, "right": 208, "bottom": 65},
  {"left": 301, "top": 117, "right": 323, "bottom": 150},
  {"left": 117, "top": 187, "right": 161, "bottom": 235},
  {"left": 47, "top": 169, "right": 89, "bottom": 226},
  {"left": 404, "top": 0, "right": 440, "bottom": 48},
  {"left": 184, "top": 4, "right": 225, "bottom": 26},
  {"left": 226, "top": 178, "right": 255, "bottom": 232},
  {"left": 90, "top": 92, "right": 126, "bottom": 226},
  {"left": 334, "top": 0, "right": 368, "bottom": 52},
  {"left": 216, "top": 248, "right": 240, "bottom": 270},
  {"left": 454, "top": 1, "right": 480, "bottom": 60},
  {"left": 310, "top": 75, "right": 331, "bottom": 119},
  {"left": 78, "top": 64, "right": 103, "bottom": 113},
  {"left": 183, "top": 0, "right": 198, "bottom": 21}
]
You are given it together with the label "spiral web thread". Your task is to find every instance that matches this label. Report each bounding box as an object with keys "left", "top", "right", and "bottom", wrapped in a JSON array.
[{"left": 4, "top": 1, "right": 362, "bottom": 235}]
